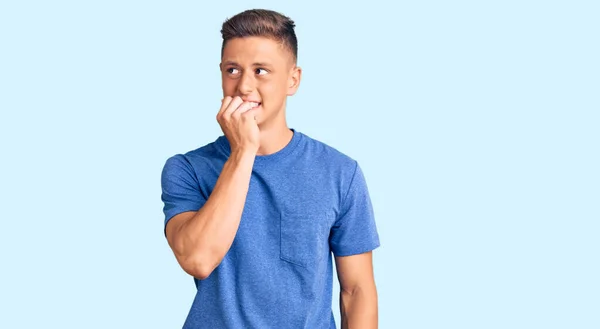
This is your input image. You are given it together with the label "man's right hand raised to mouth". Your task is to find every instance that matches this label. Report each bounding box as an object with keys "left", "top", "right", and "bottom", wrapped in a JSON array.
[
  {"left": 217, "top": 96, "right": 261, "bottom": 155},
  {"left": 165, "top": 96, "right": 261, "bottom": 280}
]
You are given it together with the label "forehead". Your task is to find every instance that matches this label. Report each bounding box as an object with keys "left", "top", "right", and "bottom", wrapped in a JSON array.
[{"left": 222, "top": 36, "right": 292, "bottom": 66}]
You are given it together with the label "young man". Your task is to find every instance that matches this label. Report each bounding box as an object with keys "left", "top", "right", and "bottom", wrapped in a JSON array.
[{"left": 161, "top": 9, "right": 380, "bottom": 329}]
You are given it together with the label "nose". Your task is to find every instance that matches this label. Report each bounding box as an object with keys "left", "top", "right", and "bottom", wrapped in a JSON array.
[{"left": 237, "top": 70, "right": 255, "bottom": 95}]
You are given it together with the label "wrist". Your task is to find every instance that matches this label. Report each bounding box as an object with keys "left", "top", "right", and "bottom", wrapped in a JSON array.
[{"left": 230, "top": 148, "right": 257, "bottom": 163}]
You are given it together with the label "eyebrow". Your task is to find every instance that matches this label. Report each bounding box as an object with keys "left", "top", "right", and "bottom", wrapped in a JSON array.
[{"left": 223, "top": 61, "right": 273, "bottom": 67}]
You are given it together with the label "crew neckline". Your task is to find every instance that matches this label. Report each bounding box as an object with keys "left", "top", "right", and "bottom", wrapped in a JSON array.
[{"left": 216, "top": 128, "right": 303, "bottom": 165}]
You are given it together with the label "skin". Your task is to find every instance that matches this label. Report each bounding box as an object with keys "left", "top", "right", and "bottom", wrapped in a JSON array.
[
  {"left": 219, "top": 36, "right": 301, "bottom": 156},
  {"left": 336, "top": 251, "right": 378, "bottom": 328},
  {"left": 165, "top": 35, "right": 377, "bottom": 328}
]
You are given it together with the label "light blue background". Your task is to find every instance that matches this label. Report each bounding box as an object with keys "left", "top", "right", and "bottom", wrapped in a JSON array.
[{"left": 1, "top": 1, "right": 598, "bottom": 328}]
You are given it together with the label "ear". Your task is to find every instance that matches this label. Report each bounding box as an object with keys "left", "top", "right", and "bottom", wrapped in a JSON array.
[{"left": 286, "top": 66, "right": 302, "bottom": 96}]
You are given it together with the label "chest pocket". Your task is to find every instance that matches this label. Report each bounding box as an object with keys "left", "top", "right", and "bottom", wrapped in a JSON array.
[{"left": 280, "top": 211, "right": 331, "bottom": 268}]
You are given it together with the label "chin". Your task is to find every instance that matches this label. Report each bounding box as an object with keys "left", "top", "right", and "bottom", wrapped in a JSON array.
[
  {"left": 253, "top": 106, "right": 264, "bottom": 123},
  {"left": 255, "top": 116, "right": 265, "bottom": 127}
]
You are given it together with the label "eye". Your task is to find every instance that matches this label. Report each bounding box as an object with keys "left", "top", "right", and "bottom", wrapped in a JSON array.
[
  {"left": 226, "top": 67, "right": 239, "bottom": 75},
  {"left": 255, "top": 68, "right": 268, "bottom": 75}
]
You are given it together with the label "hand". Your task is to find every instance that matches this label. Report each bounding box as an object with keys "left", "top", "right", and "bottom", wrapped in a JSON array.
[{"left": 216, "top": 96, "right": 260, "bottom": 155}]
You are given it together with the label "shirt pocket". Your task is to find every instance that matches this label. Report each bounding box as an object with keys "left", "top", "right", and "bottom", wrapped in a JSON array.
[{"left": 280, "top": 211, "right": 330, "bottom": 268}]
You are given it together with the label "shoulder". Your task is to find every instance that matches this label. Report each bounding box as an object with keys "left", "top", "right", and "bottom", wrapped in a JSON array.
[
  {"left": 162, "top": 136, "right": 227, "bottom": 175},
  {"left": 295, "top": 131, "right": 360, "bottom": 186},
  {"left": 302, "top": 129, "right": 358, "bottom": 174}
]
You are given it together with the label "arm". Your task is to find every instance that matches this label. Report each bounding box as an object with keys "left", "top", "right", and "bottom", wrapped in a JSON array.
[
  {"left": 164, "top": 96, "right": 260, "bottom": 280},
  {"left": 335, "top": 251, "right": 378, "bottom": 329},
  {"left": 165, "top": 149, "right": 255, "bottom": 279}
]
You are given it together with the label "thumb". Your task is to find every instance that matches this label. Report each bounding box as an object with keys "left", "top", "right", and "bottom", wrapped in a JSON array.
[{"left": 243, "top": 108, "right": 260, "bottom": 120}]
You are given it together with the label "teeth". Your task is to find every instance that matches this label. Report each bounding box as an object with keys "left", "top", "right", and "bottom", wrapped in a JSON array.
[{"left": 249, "top": 102, "right": 260, "bottom": 108}]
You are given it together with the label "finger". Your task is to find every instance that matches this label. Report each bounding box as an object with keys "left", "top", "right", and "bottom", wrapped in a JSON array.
[
  {"left": 224, "top": 97, "right": 244, "bottom": 117},
  {"left": 241, "top": 108, "right": 259, "bottom": 121},
  {"left": 232, "top": 102, "right": 253, "bottom": 117},
  {"left": 218, "top": 96, "right": 233, "bottom": 116}
]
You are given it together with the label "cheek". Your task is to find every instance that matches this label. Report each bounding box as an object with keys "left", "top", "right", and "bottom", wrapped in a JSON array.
[
  {"left": 258, "top": 81, "right": 286, "bottom": 102},
  {"left": 222, "top": 79, "right": 236, "bottom": 95}
]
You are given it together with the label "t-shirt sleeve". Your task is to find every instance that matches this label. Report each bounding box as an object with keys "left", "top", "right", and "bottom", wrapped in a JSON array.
[
  {"left": 160, "top": 154, "right": 207, "bottom": 237},
  {"left": 329, "top": 161, "right": 381, "bottom": 256}
]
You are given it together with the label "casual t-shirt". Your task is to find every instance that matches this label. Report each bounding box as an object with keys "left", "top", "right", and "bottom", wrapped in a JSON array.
[{"left": 161, "top": 128, "right": 380, "bottom": 329}]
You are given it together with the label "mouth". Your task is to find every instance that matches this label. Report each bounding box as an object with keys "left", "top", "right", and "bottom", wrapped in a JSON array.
[{"left": 248, "top": 102, "right": 262, "bottom": 109}]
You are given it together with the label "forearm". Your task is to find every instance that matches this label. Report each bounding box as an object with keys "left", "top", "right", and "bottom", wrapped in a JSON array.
[
  {"left": 340, "top": 285, "right": 378, "bottom": 329},
  {"left": 173, "top": 149, "right": 255, "bottom": 276}
]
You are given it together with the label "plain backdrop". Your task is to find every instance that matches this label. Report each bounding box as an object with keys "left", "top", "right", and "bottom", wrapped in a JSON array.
[{"left": 1, "top": 1, "right": 598, "bottom": 328}]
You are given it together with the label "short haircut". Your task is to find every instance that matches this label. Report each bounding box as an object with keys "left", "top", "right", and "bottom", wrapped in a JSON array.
[{"left": 220, "top": 9, "right": 298, "bottom": 63}]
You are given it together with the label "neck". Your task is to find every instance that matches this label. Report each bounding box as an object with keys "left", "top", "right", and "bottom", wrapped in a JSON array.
[{"left": 256, "top": 122, "right": 293, "bottom": 156}]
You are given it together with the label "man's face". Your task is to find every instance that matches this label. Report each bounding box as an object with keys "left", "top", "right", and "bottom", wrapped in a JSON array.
[{"left": 220, "top": 36, "right": 300, "bottom": 126}]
